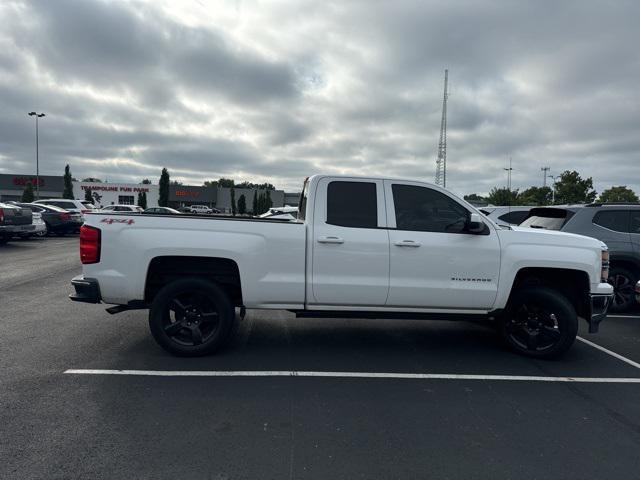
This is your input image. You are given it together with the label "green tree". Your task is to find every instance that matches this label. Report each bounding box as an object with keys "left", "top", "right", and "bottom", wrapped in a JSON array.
[
  {"left": 598, "top": 186, "right": 638, "bottom": 203},
  {"left": 137, "top": 191, "right": 148, "bottom": 209},
  {"left": 252, "top": 190, "right": 258, "bottom": 215},
  {"left": 141, "top": 179, "right": 152, "bottom": 184},
  {"left": 159, "top": 168, "right": 170, "bottom": 207},
  {"left": 21, "top": 181, "right": 34, "bottom": 202},
  {"left": 266, "top": 190, "right": 273, "bottom": 210},
  {"left": 518, "top": 186, "right": 552, "bottom": 206},
  {"left": 218, "top": 178, "right": 235, "bottom": 188},
  {"left": 84, "top": 187, "right": 93, "bottom": 203},
  {"left": 463, "top": 193, "right": 487, "bottom": 205},
  {"left": 486, "top": 187, "right": 519, "bottom": 206},
  {"left": 230, "top": 187, "right": 236, "bottom": 216},
  {"left": 203, "top": 180, "right": 218, "bottom": 188},
  {"left": 63, "top": 164, "right": 74, "bottom": 199},
  {"left": 553, "top": 170, "right": 597, "bottom": 204},
  {"left": 237, "top": 194, "right": 246, "bottom": 215}
]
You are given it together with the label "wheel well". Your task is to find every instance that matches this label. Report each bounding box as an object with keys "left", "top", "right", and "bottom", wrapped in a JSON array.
[
  {"left": 510, "top": 268, "right": 590, "bottom": 319},
  {"left": 609, "top": 258, "right": 640, "bottom": 278},
  {"left": 145, "top": 256, "right": 242, "bottom": 306}
]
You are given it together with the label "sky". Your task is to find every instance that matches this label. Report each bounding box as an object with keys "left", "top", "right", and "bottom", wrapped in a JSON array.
[{"left": 0, "top": 0, "right": 638, "bottom": 195}]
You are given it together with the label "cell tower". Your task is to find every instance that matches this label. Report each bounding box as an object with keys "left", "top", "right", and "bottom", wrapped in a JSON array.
[{"left": 435, "top": 69, "right": 449, "bottom": 187}]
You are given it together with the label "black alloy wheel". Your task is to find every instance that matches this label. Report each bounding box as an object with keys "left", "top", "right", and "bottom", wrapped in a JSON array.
[
  {"left": 501, "top": 287, "right": 577, "bottom": 359},
  {"left": 607, "top": 267, "right": 636, "bottom": 313},
  {"left": 149, "top": 278, "right": 234, "bottom": 356}
]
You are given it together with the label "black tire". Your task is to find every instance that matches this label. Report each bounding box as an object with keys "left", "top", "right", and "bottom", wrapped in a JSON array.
[
  {"left": 0, "top": 236, "right": 8, "bottom": 245},
  {"left": 149, "top": 278, "right": 234, "bottom": 356},
  {"left": 607, "top": 267, "right": 636, "bottom": 313},
  {"left": 500, "top": 286, "right": 578, "bottom": 359}
]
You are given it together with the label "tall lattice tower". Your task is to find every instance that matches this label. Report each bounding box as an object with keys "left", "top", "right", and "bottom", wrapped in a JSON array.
[{"left": 434, "top": 69, "right": 449, "bottom": 187}]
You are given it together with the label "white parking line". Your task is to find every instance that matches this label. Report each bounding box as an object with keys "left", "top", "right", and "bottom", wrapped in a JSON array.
[
  {"left": 577, "top": 336, "right": 640, "bottom": 370},
  {"left": 64, "top": 369, "right": 640, "bottom": 383}
]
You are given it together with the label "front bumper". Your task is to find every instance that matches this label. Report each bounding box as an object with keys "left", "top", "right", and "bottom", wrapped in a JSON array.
[
  {"left": 589, "top": 293, "right": 613, "bottom": 333},
  {"left": 69, "top": 275, "right": 101, "bottom": 304}
]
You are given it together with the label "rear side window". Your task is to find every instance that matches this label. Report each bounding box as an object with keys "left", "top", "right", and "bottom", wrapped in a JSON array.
[
  {"left": 498, "top": 211, "right": 530, "bottom": 225},
  {"left": 392, "top": 184, "right": 469, "bottom": 233},
  {"left": 520, "top": 208, "right": 573, "bottom": 230},
  {"left": 593, "top": 210, "right": 629, "bottom": 233},
  {"left": 327, "top": 181, "right": 377, "bottom": 228},
  {"left": 631, "top": 211, "right": 640, "bottom": 234}
]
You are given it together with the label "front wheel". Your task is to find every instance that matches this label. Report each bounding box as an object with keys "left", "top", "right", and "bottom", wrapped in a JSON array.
[
  {"left": 500, "top": 286, "right": 578, "bottom": 359},
  {"left": 148, "top": 278, "right": 234, "bottom": 356},
  {"left": 608, "top": 267, "right": 636, "bottom": 313}
]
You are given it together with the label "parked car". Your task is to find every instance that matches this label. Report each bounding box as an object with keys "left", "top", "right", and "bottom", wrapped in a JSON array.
[
  {"left": 0, "top": 202, "right": 34, "bottom": 244},
  {"left": 100, "top": 205, "right": 144, "bottom": 213},
  {"left": 34, "top": 199, "right": 94, "bottom": 219},
  {"left": 14, "top": 202, "right": 83, "bottom": 235},
  {"left": 187, "top": 205, "right": 219, "bottom": 214},
  {"left": 144, "top": 207, "right": 182, "bottom": 215},
  {"left": 259, "top": 206, "right": 298, "bottom": 220},
  {"left": 479, "top": 206, "right": 533, "bottom": 226},
  {"left": 519, "top": 203, "right": 640, "bottom": 312},
  {"left": 5, "top": 202, "right": 47, "bottom": 238},
  {"left": 71, "top": 175, "right": 613, "bottom": 359}
]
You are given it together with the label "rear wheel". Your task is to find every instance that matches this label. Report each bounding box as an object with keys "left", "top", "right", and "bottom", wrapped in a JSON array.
[
  {"left": 500, "top": 286, "right": 578, "bottom": 359},
  {"left": 607, "top": 267, "right": 636, "bottom": 313},
  {"left": 149, "top": 278, "right": 234, "bottom": 356}
]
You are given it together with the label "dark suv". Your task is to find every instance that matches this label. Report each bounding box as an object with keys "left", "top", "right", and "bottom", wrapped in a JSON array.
[{"left": 520, "top": 203, "right": 640, "bottom": 312}]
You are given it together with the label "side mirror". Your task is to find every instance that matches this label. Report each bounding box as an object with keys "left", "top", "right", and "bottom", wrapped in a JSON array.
[{"left": 467, "top": 212, "right": 485, "bottom": 234}]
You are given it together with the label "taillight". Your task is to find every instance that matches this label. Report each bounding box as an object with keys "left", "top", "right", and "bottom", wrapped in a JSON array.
[
  {"left": 601, "top": 250, "right": 610, "bottom": 283},
  {"left": 81, "top": 209, "right": 90, "bottom": 214},
  {"left": 0, "top": 208, "right": 4, "bottom": 223},
  {"left": 59, "top": 212, "right": 70, "bottom": 221},
  {"left": 80, "top": 225, "right": 101, "bottom": 264}
]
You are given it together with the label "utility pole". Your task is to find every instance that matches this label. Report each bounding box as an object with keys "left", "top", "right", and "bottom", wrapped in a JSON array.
[
  {"left": 435, "top": 69, "right": 449, "bottom": 187},
  {"left": 541, "top": 166, "right": 550, "bottom": 187},
  {"left": 28, "top": 111, "right": 46, "bottom": 200}
]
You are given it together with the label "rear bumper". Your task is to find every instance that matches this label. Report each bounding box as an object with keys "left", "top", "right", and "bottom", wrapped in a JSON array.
[
  {"left": 0, "top": 224, "right": 35, "bottom": 234},
  {"left": 69, "top": 275, "right": 101, "bottom": 304}
]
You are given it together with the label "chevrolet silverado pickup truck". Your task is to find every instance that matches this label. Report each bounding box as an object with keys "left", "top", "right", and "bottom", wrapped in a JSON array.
[{"left": 70, "top": 175, "right": 614, "bottom": 359}]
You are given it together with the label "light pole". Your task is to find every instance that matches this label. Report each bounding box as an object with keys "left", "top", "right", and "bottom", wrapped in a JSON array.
[
  {"left": 503, "top": 157, "right": 513, "bottom": 206},
  {"left": 28, "top": 111, "right": 45, "bottom": 199},
  {"left": 548, "top": 175, "right": 557, "bottom": 204}
]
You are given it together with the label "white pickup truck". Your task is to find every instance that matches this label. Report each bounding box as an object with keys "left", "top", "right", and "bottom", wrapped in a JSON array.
[{"left": 70, "top": 175, "right": 613, "bottom": 359}]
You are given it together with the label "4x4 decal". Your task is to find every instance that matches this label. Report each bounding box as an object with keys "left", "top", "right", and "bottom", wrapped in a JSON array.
[{"left": 100, "top": 218, "right": 135, "bottom": 225}]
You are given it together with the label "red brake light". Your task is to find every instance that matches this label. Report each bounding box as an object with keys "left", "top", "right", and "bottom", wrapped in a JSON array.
[
  {"left": 81, "top": 209, "right": 90, "bottom": 214},
  {"left": 59, "top": 212, "right": 71, "bottom": 221},
  {"left": 0, "top": 208, "right": 4, "bottom": 223},
  {"left": 80, "top": 225, "right": 101, "bottom": 264}
]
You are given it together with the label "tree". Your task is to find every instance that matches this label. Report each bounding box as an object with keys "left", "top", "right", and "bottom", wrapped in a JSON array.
[
  {"left": 159, "top": 168, "right": 170, "bottom": 207},
  {"left": 82, "top": 177, "right": 102, "bottom": 183},
  {"left": 553, "top": 170, "right": 597, "bottom": 205},
  {"left": 137, "top": 191, "right": 147, "bottom": 209},
  {"left": 230, "top": 187, "right": 236, "bottom": 216},
  {"left": 252, "top": 190, "right": 258, "bottom": 215},
  {"left": 84, "top": 187, "right": 93, "bottom": 203},
  {"left": 237, "top": 194, "right": 246, "bottom": 215},
  {"left": 218, "top": 178, "right": 235, "bottom": 188},
  {"left": 518, "top": 186, "right": 552, "bottom": 206},
  {"left": 21, "top": 182, "right": 34, "bottom": 202},
  {"left": 141, "top": 179, "right": 152, "bottom": 184},
  {"left": 266, "top": 190, "right": 273, "bottom": 210},
  {"left": 63, "top": 164, "right": 74, "bottom": 199},
  {"left": 463, "top": 193, "right": 487, "bottom": 205},
  {"left": 203, "top": 180, "right": 218, "bottom": 188},
  {"left": 486, "top": 187, "right": 519, "bottom": 206},
  {"left": 598, "top": 186, "right": 638, "bottom": 203},
  {"left": 170, "top": 180, "right": 183, "bottom": 186}
]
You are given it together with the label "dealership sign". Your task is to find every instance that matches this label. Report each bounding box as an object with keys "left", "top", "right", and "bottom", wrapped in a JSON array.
[{"left": 12, "top": 176, "right": 45, "bottom": 187}]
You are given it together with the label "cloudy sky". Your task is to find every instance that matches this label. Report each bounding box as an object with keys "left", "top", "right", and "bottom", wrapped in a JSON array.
[{"left": 0, "top": 0, "right": 638, "bottom": 195}]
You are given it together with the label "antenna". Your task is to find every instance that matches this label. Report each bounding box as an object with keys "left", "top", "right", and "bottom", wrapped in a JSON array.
[
  {"left": 541, "top": 166, "right": 550, "bottom": 187},
  {"left": 435, "top": 69, "right": 449, "bottom": 187}
]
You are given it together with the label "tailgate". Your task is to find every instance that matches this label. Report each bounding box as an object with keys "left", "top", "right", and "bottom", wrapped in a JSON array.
[{"left": 1, "top": 207, "right": 33, "bottom": 226}]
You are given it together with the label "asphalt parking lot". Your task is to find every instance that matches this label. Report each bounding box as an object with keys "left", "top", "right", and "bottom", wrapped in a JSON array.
[{"left": 1, "top": 237, "right": 640, "bottom": 479}]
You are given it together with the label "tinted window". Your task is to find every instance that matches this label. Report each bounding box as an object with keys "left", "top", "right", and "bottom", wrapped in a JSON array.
[
  {"left": 327, "top": 181, "right": 377, "bottom": 228},
  {"left": 593, "top": 210, "right": 629, "bottom": 233},
  {"left": 498, "top": 211, "right": 530, "bottom": 225},
  {"left": 520, "top": 208, "right": 573, "bottom": 230},
  {"left": 630, "top": 211, "right": 640, "bottom": 234},
  {"left": 392, "top": 184, "right": 469, "bottom": 232}
]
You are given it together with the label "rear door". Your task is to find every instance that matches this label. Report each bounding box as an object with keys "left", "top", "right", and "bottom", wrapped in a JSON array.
[
  {"left": 384, "top": 181, "right": 501, "bottom": 310},
  {"left": 628, "top": 209, "right": 640, "bottom": 258},
  {"left": 310, "top": 178, "right": 389, "bottom": 306},
  {"left": 590, "top": 210, "right": 631, "bottom": 258}
]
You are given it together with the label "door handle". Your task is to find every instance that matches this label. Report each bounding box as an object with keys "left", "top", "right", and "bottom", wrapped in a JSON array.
[
  {"left": 394, "top": 240, "right": 421, "bottom": 247},
  {"left": 317, "top": 236, "right": 344, "bottom": 244}
]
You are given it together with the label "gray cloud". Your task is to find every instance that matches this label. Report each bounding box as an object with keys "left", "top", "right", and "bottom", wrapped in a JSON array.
[{"left": 0, "top": 0, "right": 639, "bottom": 195}]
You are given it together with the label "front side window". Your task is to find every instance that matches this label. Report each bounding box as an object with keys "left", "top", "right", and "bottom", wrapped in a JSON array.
[
  {"left": 630, "top": 211, "right": 640, "bottom": 234},
  {"left": 392, "top": 184, "right": 469, "bottom": 233},
  {"left": 593, "top": 210, "right": 629, "bottom": 233},
  {"left": 326, "top": 181, "right": 377, "bottom": 228}
]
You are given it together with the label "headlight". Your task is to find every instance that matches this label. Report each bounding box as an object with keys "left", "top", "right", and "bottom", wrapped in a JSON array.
[{"left": 601, "top": 249, "right": 610, "bottom": 283}]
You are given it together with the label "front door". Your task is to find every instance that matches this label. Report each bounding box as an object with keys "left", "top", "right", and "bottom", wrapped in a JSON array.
[
  {"left": 310, "top": 178, "right": 389, "bottom": 306},
  {"left": 384, "top": 181, "right": 501, "bottom": 310}
]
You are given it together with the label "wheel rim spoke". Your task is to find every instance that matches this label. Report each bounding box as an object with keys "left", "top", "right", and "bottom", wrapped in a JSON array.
[
  {"left": 191, "top": 326, "right": 204, "bottom": 345},
  {"left": 164, "top": 321, "right": 184, "bottom": 336},
  {"left": 171, "top": 299, "right": 189, "bottom": 317},
  {"left": 526, "top": 332, "right": 539, "bottom": 350}
]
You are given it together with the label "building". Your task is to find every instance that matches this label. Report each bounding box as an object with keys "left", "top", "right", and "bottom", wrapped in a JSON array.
[
  {"left": 0, "top": 174, "right": 64, "bottom": 202},
  {"left": 215, "top": 188, "right": 285, "bottom": 213},
  {"left": 283, "top": 192, "right": 301, "bottom": 207},
  {"left": 167, "top": 184, "right": 216, "bottom": 210},
  {"left": 73, "top": 181, "right": 159, "bottom": 208}
]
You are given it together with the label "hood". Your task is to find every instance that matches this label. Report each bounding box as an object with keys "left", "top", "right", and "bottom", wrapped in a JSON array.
[{"left": 505, "top": 226, "right": 607, "bottom": 251}]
